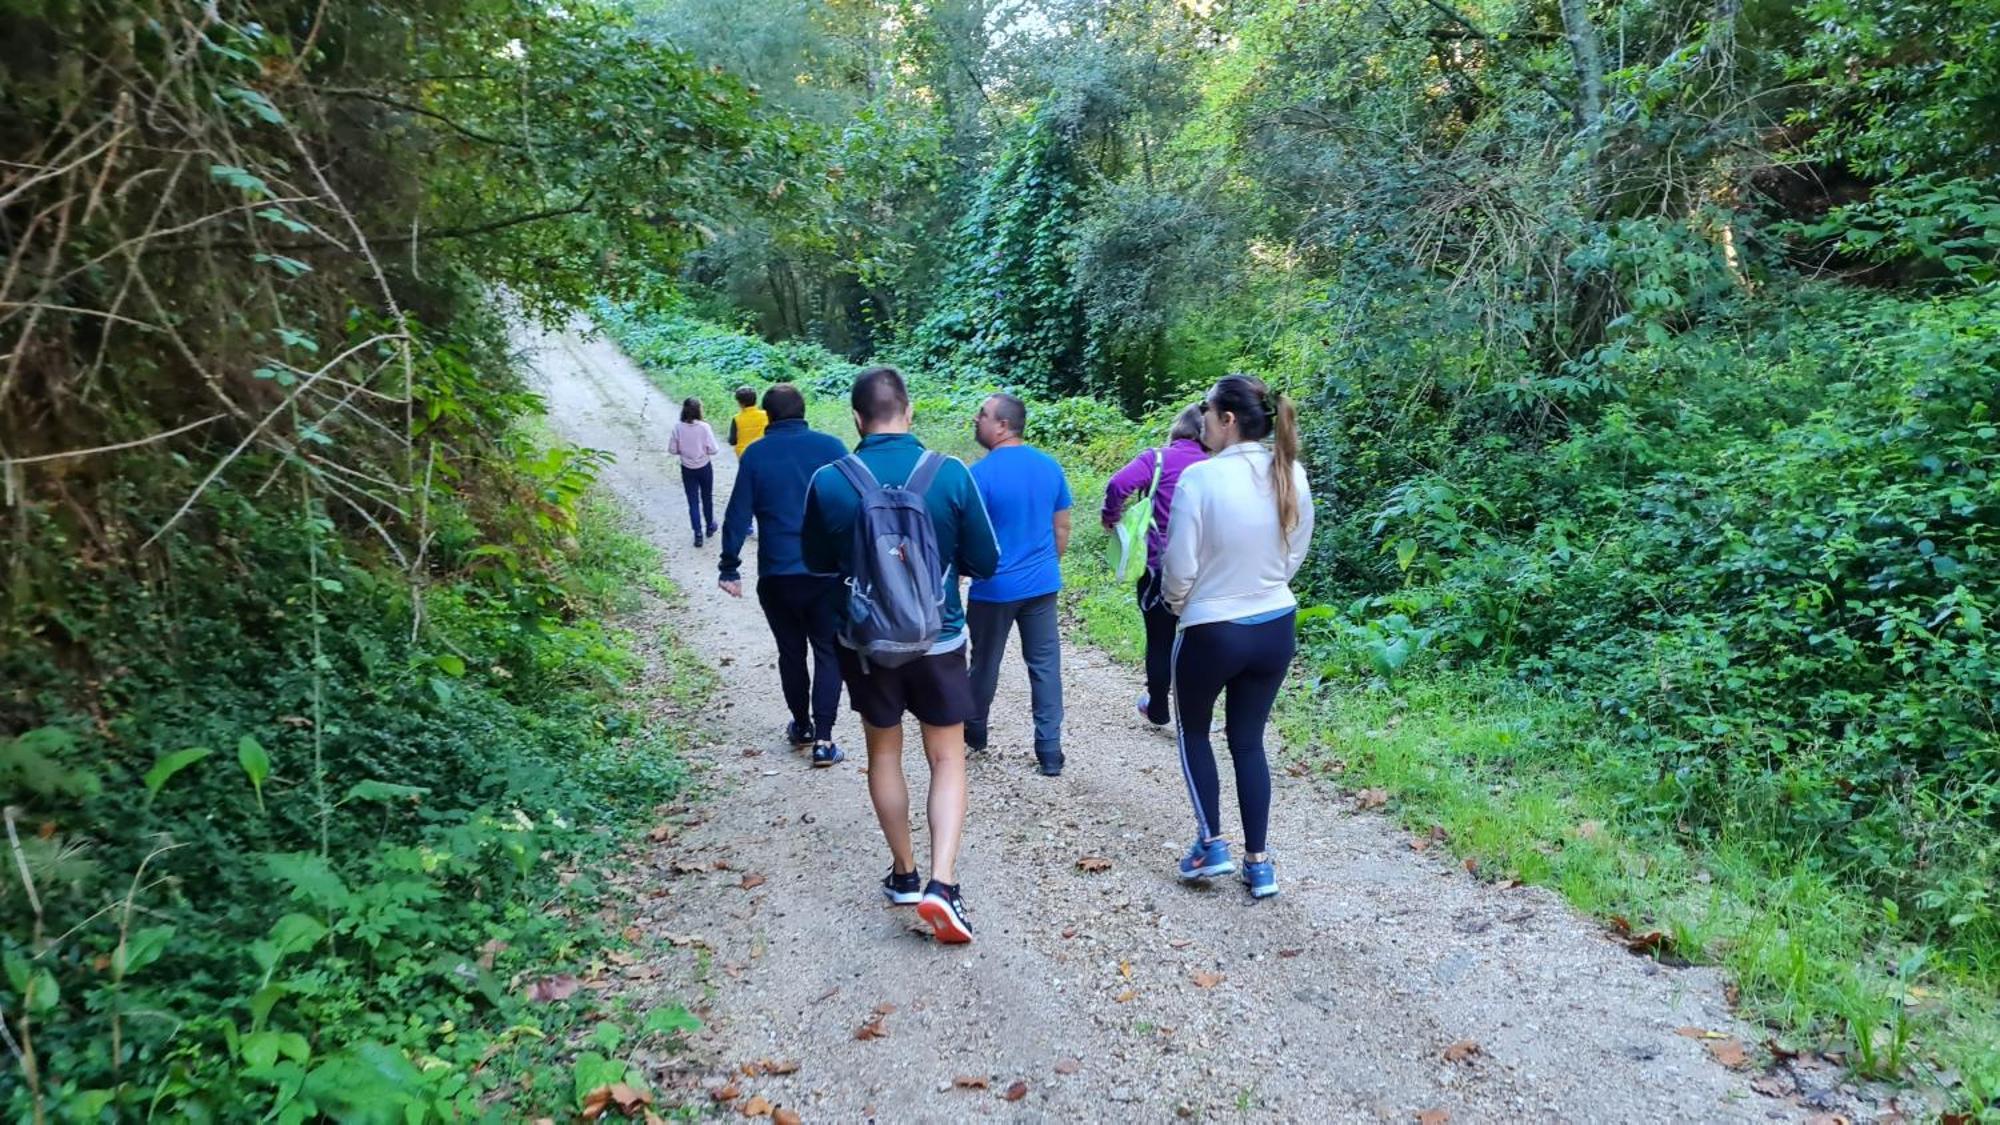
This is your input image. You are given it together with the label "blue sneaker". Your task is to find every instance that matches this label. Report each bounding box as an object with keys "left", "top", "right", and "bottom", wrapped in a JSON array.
[
  {"left": 785, "top": 720, "right": 813, "bottom": 748},
  {"left": 811, "top": 741, "right": 845, "bottom": 768},
  {"left": 1177, "top": 838, "right": 1236, "bottom": 881},
  {"left": 882, "top": 866, "right": 922, "bottom": 905},
  {"left": 1136, "top": 694, "right": 1165, "bottom": 726},
  {"left": 1240, "top": 857, "right": 1278, "bottom": 899}
]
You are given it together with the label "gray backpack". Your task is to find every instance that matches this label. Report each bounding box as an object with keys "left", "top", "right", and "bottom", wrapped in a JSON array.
[{"left": 832, "top": 451, "right": 949, "bottom": 669}]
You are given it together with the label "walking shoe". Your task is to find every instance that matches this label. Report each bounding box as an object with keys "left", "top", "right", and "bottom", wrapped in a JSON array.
[
  {"left": 881, "top": 867, "right": 922, "bottom": 906},
  {"left": 1136, "top": 693, "right": 1166, "bottom": 726},
  {"left": 1240, "top": 856, "right": 1279, "bottom": 899},
  {"left": 1036, "top": 749, "right": 1065, "bottom": 777},
  {"left": 916, "top": 880, "right": 974, "bottom": 943},
  {"left": 811, "top": 740, "right": 845, "bottom": 768},
  {"left": 1177, "top": 837, "right": 1236, "bottom": 881},
  {"left": 705, "top": 521, "right": 718, "bottom": 538},
  {"left": 785, "top": 720, "right": 813, "bottom": 748},
  {"left": 693, "top": 532, "right": 704, "bottom": 548}
]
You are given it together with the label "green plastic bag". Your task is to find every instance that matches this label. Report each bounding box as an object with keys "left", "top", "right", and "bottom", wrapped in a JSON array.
[{"left": 1109, "top": 447, "right": 1165, "bottom": 582}]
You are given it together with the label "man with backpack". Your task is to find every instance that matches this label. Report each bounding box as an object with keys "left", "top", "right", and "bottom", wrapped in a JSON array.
[
  {"left": 802, "top": 366, "right": 999, "bottom": 944},
  {"left": 716, "top": 383, "right": 851, "bottom": 768}
]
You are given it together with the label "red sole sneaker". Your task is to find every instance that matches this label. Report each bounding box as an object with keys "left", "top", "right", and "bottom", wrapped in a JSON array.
[{"left": 917, "top": 896, "right": 973, "bottom": 944}]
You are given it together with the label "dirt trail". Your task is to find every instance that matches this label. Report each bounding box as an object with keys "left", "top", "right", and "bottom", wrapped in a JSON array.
[{"left": 522, "top": 317, "right": 1796, "bottom": 1122}]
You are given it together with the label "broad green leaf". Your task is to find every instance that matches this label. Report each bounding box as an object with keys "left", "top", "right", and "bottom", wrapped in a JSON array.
[
  {"left": 114, "top": 924, "right": 177, "bottom": 977},
  {"left": 144, "top": 747, "right": 214, "bottom": 796},
  {"left": 343, "top": 780, "right": 429, "bottom": 804},
  {"left": 238, "top": 735, "right": 271, "bottom": 811},
  {"left": 209, "top": 164, "right": 271, "bottom": 197},
  {"left": 435, "top": 653, "right": 466, "bottom": 678},
  {"left": 269, "top": 913, "right": 328, "bottom": 957},
  {"left": 25, "top": 967, "right": 59, "bottom": 1014},
  {"left": 223, "top": 85, "right": 285, "bottom": 124},
  {"left": 265, "top": 852, "right": 349, "bottom": 909},
  {"left": 642, "top": 1005, "right": 700, "bottom": 1035}
]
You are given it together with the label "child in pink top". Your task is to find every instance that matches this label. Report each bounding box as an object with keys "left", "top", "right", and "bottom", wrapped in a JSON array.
[{"left": 668, "top": 397, "right": 721, "bottom": 545}]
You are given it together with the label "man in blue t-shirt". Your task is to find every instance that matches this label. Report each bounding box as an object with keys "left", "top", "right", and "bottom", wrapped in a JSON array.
[{"left": 965, "top": 392, "right": 1073, "bottom": 776}]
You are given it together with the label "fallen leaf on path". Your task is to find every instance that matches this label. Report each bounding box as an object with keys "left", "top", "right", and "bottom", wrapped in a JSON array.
[
  {"left": 711, "top": 1084, "right": 740, "bottom": 1102},
  {"left": 712, "top": 858, "right": 736, "bottom": 871},
  {"left": 1750, "top": 1074, "right": 1792, "bottom": 1098},
  {"left": 1462, "top": 857, "right": 1479, "bottom": 874},
  {"left": 581, "top": 1083, "right": 653, "bottom": 1120},
  {"left": 763, "top": 1059, "right": 800, "bottom": 1075},
  {"left": 740, "top": 1095, "right": 773, "bottom": 1118},
  {"left": 1416, "top": 1110, "right": 1450, "bottom": 1125},
  {"left": 1356, "top": 788, "right": 1389, "bottom": 810},
  {"left": 1054, "top": 1058, "right": 1080, "bottom": 1075},
  {"left": 1675, "top": 1027, "right": 1728, "bottom": 1039},
  {"left": 648, "top": 824, "right": 674, "bottom": 842},
  {"left": 773, "top": 1109, "right": 801, "bottom": 1125},
  {"left": 1764, "top": 1038, "right": 1799, "bottom": 1061},
  {"left": 523, "top": 974, "right": 581, "bottom": 1003},
  {"left": 1114, "top": 988, "right": 1137, "bottom": 1003},
  {"left": 1278, "top": 948, "right": 1302, "bottom": 958},
  {"left": 1804, "top": 1116, "right": 1852, "bottom": 1125},
  {"left": 1285, "top": 760, "right": 1310, "bottom": 777},
  {"left": 1705, "top": 1038, "right": 1749, "bottom": 1069},
  {"left": 1169, "top": 939, "right": 1192, "bottom": 949},
  {"left": 1191, "top": 971, "right": 1224, "bottom": 989},
  {"left": 1003, "top": 1081, "right": 1028, "bottom": 1102},
  {"left": 814, "top": 986, "right": 839, "bottom": 1004},
  {"left": 1409, "top": 836, "right": 1431, "bottom": 852},
  {"left": 1119, "top": 960, "right": 1133, "bottom": 980},
  {"left": 872, "top": 1002, "right": 897, "bottom": 1015},
  {"left": 1075, "top": 855, "right": 1113, "bottom": 873},
  {"left": 953, "top": 1075, "right": 990, "bottom": 1090},
  {"left": 672, "top": 860, "right": 708, "bottom": 875},
  {"left": 1429, "top": 825, "right": 1449, "bottom": 842},
  {"left": 739, "top": 872, "right": 768, "bottom": 890},
  {"left": 854, "top": 1014, "right": 888, "bottom": 1040},
  {"left": 742, "top": 747, "right": 761, "bottom": 757},
  {"left": 1442, "top": 1040, "right": 1480, "bottom": 1063},
  {"left": 1060, "top": 927, "right": 1078, "bottom": 939}
]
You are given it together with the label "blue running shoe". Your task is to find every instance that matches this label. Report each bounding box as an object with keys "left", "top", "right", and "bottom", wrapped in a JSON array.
[
  {"left": 1177, "top": 838, "right": 1236, "bottom": 881},
  {"left": 1136, "top": 694, "right": 1165, "bottom": 726},
  {"left": 785, "top": 720, "right": 813, "bottom": 748},
  {"left": 811, "top": 740, "right": 845, "bottom": 768},
  {"left": 1240, "top": 857, "right": 1278, "bottom": 899},
  {"left": 881, "top": 867, "right": 921, "bottom": 905}
]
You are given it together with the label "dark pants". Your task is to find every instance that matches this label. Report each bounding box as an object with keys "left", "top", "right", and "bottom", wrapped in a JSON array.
[
  {"left": 679, "top": 463, "right": 714, "bottom": 537},
  {"left": 1172, "top": 610, "right": 1295, "bottom": 854},
  {"left": 1137, "top": 568, "right": 1178, "bottom": 724},
  {"left": 757, "top": 575, "right": 843, "bottom": 742},
  {"left": 965, "top": 592, "right": 1063, "bottom": 758}
]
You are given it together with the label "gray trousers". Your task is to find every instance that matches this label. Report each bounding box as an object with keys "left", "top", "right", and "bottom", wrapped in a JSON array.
[{"left": 965, "top": 592, "right": 1063, "bottom": 754}]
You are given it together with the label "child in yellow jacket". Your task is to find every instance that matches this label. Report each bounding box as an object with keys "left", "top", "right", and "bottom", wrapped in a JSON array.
[{"left": 728, "top": 386, "right": 768, "bottom": 457}]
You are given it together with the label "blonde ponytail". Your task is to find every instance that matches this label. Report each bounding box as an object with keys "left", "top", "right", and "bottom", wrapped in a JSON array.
[{"left": 1271, "top": 391, "right": 1300, "bottom": 543}]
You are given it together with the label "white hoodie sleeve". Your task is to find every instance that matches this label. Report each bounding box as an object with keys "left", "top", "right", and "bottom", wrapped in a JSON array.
[
  {"left": 1160, "top": 461, "right": 1205, "bottom": 615},
  {"left": 1283, "top": 461, "right": 1314, "bottom": 580}
]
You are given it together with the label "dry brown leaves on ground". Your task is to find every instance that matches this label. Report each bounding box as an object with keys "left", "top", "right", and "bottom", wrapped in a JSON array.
[
  {"left": 580, "top": 1083, "right": 655, "bottom": 1121},
  {"left": 1003, "top": 1081, "right": 1029, "bottom": 1102},
  {"left": 1705, "top": 1038, "right": 1750, "bottom": 1069},
  {"left": 739, "top": 872, "right": 768, "bottom": 890},
  {"left": 522, "top": 974, "right": 581, "bottom": 1003},
  {"left": 952, "top": 1075, "right": 990, "bottom": 1090},
  {"left": 1356, "top": 788, "right": 1390, "bottom": 810},
  {"left": 1075, "top": 855, "right": 1112, "bottom": 873},
  {"left": 1442, "top": 1040, "right": 1480, "bottom": 1063},
  {"left": 1191, "top": 971, "right": 1225, "bottom": 989},
  {"left": 1416, "top": 1109, "right": 1450, "bottom": 1125}
]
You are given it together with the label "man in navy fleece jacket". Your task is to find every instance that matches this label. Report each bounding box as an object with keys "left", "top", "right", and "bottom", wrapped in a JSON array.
[{"left": 717, "top": 383, "right": 851, "bottom": 766}]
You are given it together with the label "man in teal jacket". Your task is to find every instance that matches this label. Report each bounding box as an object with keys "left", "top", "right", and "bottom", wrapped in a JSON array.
[{"left": 802, "top": 366, "right": 999, "bottom": 944}]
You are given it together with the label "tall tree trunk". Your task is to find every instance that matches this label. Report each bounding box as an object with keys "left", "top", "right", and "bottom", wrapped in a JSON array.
[{"left": 1559, "top": 0, "right": 1606, "bottom": 135}]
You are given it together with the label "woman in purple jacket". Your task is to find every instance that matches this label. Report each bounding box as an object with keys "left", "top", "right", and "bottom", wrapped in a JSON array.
[{"left": 1102, "top": 404, "right": 1207, "bottom": 725}]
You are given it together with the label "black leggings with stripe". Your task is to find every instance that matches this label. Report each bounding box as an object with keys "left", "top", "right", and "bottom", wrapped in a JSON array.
[{"left": 1172, "top": 611, "right": 1295, "bottom": 854}]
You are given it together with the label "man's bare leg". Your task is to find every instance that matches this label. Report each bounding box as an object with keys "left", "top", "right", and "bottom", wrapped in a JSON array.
[
  {"left": 919, "top": 721, "right": 968, "bottom": 884},
  {"left": 864, "top": 721, "right": 916, "bottom": 873}
]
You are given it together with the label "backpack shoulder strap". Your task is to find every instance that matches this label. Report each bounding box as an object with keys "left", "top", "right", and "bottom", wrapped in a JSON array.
[
  {"left": 902, "top": 451, "right": 947, "bottom": 496},
  {"left": 833, "top": 453, "right": 880, "bottom": 497},
  {"left": 1146, "top": 446, "right": 1165, "bottom": 493}
]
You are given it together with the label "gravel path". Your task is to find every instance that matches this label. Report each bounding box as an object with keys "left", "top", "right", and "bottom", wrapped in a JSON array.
[{"left": 522, "top": 317, "right": 1800, "bottom": 1123}]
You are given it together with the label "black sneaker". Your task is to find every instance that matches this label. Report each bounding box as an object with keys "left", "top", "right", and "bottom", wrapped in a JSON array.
[
  {"left": 693, "top": 532, "right": 704, "bottom": 548},
  {"left": 1036, "top": 749, "right": 1065, "bottom": 777},
  {"left": 881, "top": 867, "right": 922, "bottom": 906},
  {"left": 811, "top": 741, "right": 845, "bottom": 768},
  {"left": 916, "top": 880, "right": 973, "bottom": 943},
  {"left": 785, "top": 720, "right": 813, "bottom": 748}
]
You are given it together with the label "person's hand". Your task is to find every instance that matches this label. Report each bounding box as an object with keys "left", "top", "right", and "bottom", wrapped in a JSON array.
[{"left": 718, "top": 579, "right": 743, "bottom": 598}]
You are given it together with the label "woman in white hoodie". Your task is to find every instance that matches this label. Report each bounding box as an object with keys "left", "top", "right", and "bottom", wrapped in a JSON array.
[{"left": 1160, "top": 374, "right": 1313, "bottom": 899}]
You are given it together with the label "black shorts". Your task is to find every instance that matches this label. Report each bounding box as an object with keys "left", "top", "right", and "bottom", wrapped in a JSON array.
[{"left": 836, "top": 643, "right": 975, "bottom": 729}]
